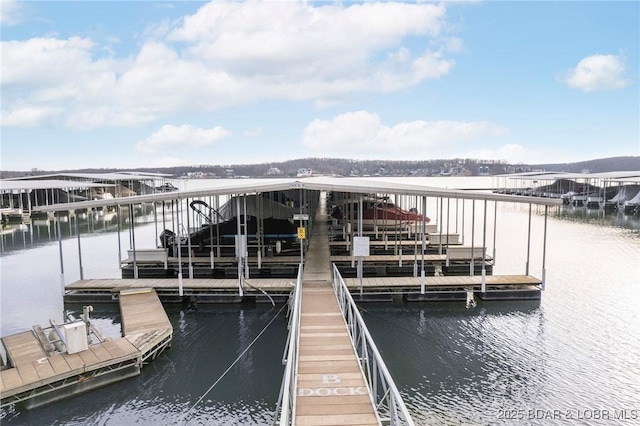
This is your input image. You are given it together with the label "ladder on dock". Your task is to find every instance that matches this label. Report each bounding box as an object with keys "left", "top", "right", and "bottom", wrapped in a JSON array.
[{"left": 275, "top": 192, "right": 414, "bottom": 425}]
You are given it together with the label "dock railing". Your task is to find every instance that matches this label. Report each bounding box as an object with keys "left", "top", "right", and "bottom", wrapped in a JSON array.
[
  {"left": 274, "top": 263, "right": 303, "bottom": 426},
  {"left": 331, "top": 264, "right": 416, "bottom": 426}
]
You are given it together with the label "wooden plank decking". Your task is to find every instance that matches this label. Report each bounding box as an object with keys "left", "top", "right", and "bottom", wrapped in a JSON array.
[
  {"left": 0, "top": 289, "right": 172, "bottom": 407},
  {"left": 343, "top": 274, "right": 541, "bottom": 289},
  {"left": 67, "top": 278, "right": 292, "bottom": 290},
  {"left": 0, "top": 333, "right": 140, "bottom": 402},
  {"left": 66, "top": 278, "right": 294, "bottom": 293},
  {"left": 296, "top": 283, "right": 379, "bottom": 425},
  {"left": 119, "top": 289, "right": 173, "bottom": 357},
  {"left": 67, "top": 268, "right": 533, "bottom": 296},
  {"left": 1, "top": 332, "right": 47, "bottom": 367},
  {"left": 120, "top": 288, "right": 172, "bottom": 336}
]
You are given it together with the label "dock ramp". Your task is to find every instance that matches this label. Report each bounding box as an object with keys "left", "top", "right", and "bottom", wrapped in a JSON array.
[{"left": 275, "top": 192, "right": 414, "bottom": 425}]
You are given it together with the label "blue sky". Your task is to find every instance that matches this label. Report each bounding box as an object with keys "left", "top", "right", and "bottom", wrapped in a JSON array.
[{"left": 1, "top": 0, "right": 638, "bottom": 171}]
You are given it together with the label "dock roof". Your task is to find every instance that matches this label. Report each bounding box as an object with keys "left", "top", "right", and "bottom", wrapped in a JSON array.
[
  {"left": 498, "top": 171, "right": 640, "bottom": 180},
  {"left": 0, "top": 179, "right": 114, "bottom": 192},
  {"left": 31, "top": 176, "right": 563, "bottom": 212},
  {"left": 5, "top": 172, "right": 171, "bottom": 182}
]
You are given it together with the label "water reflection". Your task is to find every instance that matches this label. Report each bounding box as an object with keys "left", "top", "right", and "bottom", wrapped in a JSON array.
[
  {"left": 554, "top": 205, "right": 640, "bottom": 230},
  {"left": 362, "top": 301, "right": 548, "bottom": 425},
  {"left": 0, "top": 206, "right": 160, "bottom": 255}
]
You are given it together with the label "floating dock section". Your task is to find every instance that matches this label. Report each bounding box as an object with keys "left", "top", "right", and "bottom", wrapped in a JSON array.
[
  {"left": 62, "top": 271, "right": 537, "bottom": 304},
  {"left": 0, "top": 289, "right": 172, "bottom": 409}
]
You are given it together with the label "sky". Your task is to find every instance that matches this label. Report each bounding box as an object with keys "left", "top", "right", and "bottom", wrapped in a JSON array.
[{"left": 1, "top": 0, "right": 638, "bottom": 171}]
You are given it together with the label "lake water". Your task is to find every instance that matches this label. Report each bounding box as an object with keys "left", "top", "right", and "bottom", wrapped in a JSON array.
[{"left": 1, "top": 177, "right": 639, "bottom": 425}]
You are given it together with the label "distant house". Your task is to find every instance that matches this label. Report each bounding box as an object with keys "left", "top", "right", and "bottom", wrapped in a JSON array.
[
  {"left": 297, "top": 168, "right": 313, "bottom": 177},
  {"left": 267, "top": 167, "right": 283, "bottom": 176}
]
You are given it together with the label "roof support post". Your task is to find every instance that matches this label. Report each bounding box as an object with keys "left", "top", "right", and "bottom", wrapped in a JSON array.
[
  {"left": 438, "top": 197, "right": 443, "bottom": 255},
  {"left": 56, "top": 213, "right": 65, "bottom": 297},
  {"left": 455, "top": 197, "right": 459, "bottom": 234},
  {"left": 413, "top": 196, "right": 418, "bottom": 278},
  {"left": 116, "top": 205, "right": 122, "bottom": 266},
  {"left": 176, "top": 198, "right": 183, "bottom": 297},
  {"left": 542, "top": 205, "right": 549, "bottom": 291},
  {"left": 420, "top": 196, "right": 426, "bottom": 295},
  {"left": 129, "top": 205, "right": 137, "bottom": 280},
  {"left": 481, "top": 200, "right": 487, "bottom": 293},
  {"left": 244, "top": 195, "right": 249, "bottom": 279},
  {"left": 153, "top": 201, "right": 158, "bottom": 249},
  {"left": 186, "top": 197, "right": 193, "bottom": 280},
  {"left": 209, "top": 196, "right": 215, "bottom": 270},
  {"left": 358, "top": 195, "right": 363, "bottom": 297},
  {"left": 470, "top": 200, "right": 475, "bottom": 276},
  {"left": 526, "top": 203, "right": 532, "bottom": 275},
  {"left": 492, "top": 201, "right": 498, "bottom": 267},
  {"left": 446, "top": 197, "right": 451, "bottom": 249},
  {"left": 236, "top": 195, "right": 244, "bottom": 297},
  {"left": 461, "top": 198, "right": 465, "bottom": 245},
  {"left": 216, "top": 195, "right": 221, "bottom": 258},
  {"left": 75, "top": 209, "right": 84, "bottom": 280}
]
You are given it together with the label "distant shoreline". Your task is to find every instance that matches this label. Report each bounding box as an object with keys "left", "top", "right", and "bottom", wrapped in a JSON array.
[{"left": 1, "top": 155, "right": 638, "bottom": 179}]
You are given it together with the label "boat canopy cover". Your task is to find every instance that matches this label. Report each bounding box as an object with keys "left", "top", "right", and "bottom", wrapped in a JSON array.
[
  {"left": 624, "top": 190, "right": 640, "bottom": 206},
  {"left": 608, "top": 185, "right": 640, "bottom": 203},
  {"left": 218, "top": 195, "right": 295, "bottom": 221}
]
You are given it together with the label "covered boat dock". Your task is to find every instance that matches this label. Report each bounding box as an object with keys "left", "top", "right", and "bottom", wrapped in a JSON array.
[{"left": 28, "top": 176, "right": 562, "bottom": 304}]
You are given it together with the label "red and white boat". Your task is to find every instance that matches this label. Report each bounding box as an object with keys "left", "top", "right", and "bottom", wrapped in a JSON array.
[{"left": 330, "top": 197, "right": 429, "bottom": 229}]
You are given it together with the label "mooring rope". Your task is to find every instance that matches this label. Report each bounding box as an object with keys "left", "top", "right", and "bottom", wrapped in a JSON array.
[
  {"left": 243, "top": 277, "right": 275, "bottom": 307},
  {"left": 181, "top": 302, "right": 287, "bottom": 424}
]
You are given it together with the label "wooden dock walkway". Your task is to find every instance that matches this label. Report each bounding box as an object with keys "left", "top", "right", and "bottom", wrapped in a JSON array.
[
  {"left": 67, "top": 278, "right": 293, "bottom": 292},
  {"left": 66, "top": 267, "right": 535, "bottom": 302},
  {"left": 295, "top": 194, "right": 380, "bottom": 425},
  {"left": 344, "top": 274, "right": 541, "bottom": 289},
  {"left": 0, "top": 289, "right": 172, "bottom": 408}
]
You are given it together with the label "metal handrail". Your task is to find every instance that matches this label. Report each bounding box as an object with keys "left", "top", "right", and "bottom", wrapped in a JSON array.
[
  {"left": 274, "top": 263, "right": 304, "bottom": 425},
  {"left": 331, "top": 263, "right": 416, "bottom": 426}
]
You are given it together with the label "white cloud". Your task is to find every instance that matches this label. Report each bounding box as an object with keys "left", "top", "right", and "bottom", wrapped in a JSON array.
[
  {"left": 1, "top": 0, "right": 25, "bottom": 25},
  {"left": 1, "top": 37, "right": 128, "bottom": 128},
  {"left": 1, "top": 106, "right": 61, "bottom": 127},
  {"left": 2, "top": 37, "right": 97, "bottom": 86},
  {"left": 137, "top": 124, "right": 232, "bottom": 153},
  {"left": 564, "top": 54, "right": 630, "bottom": 92},
  {"left": 302, "top": 111, "right": 508, "bottom": 159},
  {"left": 169, "top": 1, "right": 453, "bottom": 98},
  {"left": 1, "top": 1, "right": 458, "bottom": 129}
]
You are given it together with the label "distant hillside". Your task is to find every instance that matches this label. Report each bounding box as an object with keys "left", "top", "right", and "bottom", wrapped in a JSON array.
[
  {"left": 1, "top": 156, "right": 638, "bottom": 179},
  {"left": 530, "top": 156, "right": 640, "bottom": 173}
]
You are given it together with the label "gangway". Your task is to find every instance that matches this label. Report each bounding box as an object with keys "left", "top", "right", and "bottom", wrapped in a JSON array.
[{"left": 274, "top": 191, "right": 414, "bottom": 425}]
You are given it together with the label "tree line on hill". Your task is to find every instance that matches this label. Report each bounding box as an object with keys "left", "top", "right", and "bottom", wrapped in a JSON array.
[{"left": 1, "top": 156, "right": 638, "bottom": 179}]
